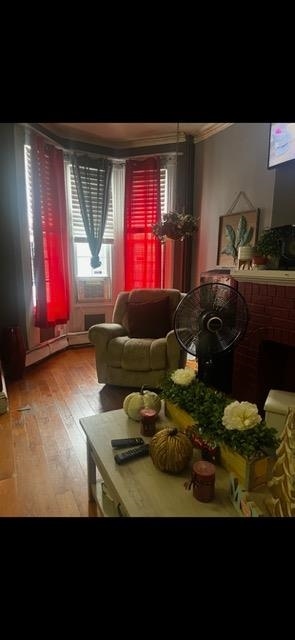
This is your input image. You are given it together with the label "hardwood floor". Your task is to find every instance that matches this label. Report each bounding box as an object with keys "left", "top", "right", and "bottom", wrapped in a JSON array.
[{"left": 0, "top": 346, "right": 135, "bottom": 517}]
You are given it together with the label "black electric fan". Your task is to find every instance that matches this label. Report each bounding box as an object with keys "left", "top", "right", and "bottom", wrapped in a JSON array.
[{"left": 173, "top": 283, "right": 248, "bottom": 393}]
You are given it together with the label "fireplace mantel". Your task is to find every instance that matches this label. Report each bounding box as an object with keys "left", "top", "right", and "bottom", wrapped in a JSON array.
[{"left": 230, "top": 269, "right": 295, "bottom": 286}]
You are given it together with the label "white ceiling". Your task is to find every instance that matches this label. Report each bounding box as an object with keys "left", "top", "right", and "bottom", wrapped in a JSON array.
[{"left": 40, "top": 122, "right": 233, "bottom": 148}]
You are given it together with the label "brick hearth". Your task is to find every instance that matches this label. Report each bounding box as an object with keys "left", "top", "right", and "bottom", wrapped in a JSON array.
[{"left": 232, "top": 280, "right": 295, "bottom": 413}]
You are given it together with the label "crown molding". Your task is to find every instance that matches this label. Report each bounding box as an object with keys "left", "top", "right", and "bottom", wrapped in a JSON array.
[
  {"left": 39, "top": 124, "right": 187, "bottom": 149},
  {"left": 110, "top": 127, "right": 236, "bottom": 147},
  {"left": 107, "top": 132, "right": 187, "bottom": 148},
  {"left": 39, "top": 123, "right": 234, "bottom": 148},
  {"left": 194, "top": 123, "right": 234, "bottom": 143}
]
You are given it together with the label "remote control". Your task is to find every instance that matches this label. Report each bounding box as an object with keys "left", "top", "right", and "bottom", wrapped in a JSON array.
[
  {"left": 111, "top": 437, "right": 144, "bottom": 449},
  {"left": 114, "top": 444, "right": 150, "bottom": 465}
]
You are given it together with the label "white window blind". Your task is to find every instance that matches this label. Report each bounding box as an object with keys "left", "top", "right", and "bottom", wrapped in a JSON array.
[
  {"left": 160, "top": 167, "right": 167, "bottom": 216},
  {"left": 24, "top": 144, "right": 36, "bottom": 303},
  {"left": 69, "top": 164, "right": 114, "bottom": 243},
  {"left": 70, "top": 163, "right": 165, "bottom": 240},
  {"left": 24, "top": 144, "right": 33, "bottom": 234}
]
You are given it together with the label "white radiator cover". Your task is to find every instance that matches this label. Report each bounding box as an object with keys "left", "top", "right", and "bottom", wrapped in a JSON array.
[{"left": 264, "top": 389, "right": 295, "bottom": 435}]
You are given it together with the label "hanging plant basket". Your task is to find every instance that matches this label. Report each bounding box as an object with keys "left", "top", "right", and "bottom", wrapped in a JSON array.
[
  {"left": 152, "top": 212, "right": 198, "bottom": 243},
  {"left": 164, "top": 222, "right": 184, "bottom": 240}
]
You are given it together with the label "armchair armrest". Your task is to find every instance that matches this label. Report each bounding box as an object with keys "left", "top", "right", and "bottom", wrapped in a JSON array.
[
  {"left": 89, "top": 323, "right": 129, "bottom": 385},
  {"left": 166, "top": 329, "right": 187, "bottom": 371},
  {"left": 89, "top": 323, "right": 128, "bottom": 350}
]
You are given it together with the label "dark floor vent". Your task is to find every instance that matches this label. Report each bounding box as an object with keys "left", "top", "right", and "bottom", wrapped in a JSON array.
[{"left": 84, "top": 314, "right": 105, "bottom": 331}]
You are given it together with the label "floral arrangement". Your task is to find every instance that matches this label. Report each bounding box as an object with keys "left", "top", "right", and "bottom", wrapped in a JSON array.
[
  {"left": 222, "top": 401, "right": 262, "bottom": 431},
  {"left": 152, "top": 211, "right": 198, "bottom": 243},
  {"left": 171, "top": 368, "right": 196, "bottom": 386},
  {"left": 161, "top": 369, "right": 279, "bottom": 459}
]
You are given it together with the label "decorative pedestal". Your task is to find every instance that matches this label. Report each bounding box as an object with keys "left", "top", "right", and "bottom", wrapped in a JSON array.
[{"left": 165, "top": 400, "right": 274, "bottom": 491}]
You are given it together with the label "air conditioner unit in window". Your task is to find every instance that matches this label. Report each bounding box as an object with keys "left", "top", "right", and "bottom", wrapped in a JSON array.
[{"left": 76, "top": 278, "right": 111, "bottom": 302}]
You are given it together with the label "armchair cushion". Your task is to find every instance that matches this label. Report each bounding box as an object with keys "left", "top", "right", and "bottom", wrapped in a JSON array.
[{"left": 127, "top": 296, "right": 171, "bottom": 339}]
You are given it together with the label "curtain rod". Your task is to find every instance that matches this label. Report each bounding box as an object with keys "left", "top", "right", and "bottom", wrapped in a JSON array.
[
  {"left": 21, "top": 123, "right": 66, "bottom": 150},
  {"left": 22, "top": 123, "right": 112, "bottom": 158}
]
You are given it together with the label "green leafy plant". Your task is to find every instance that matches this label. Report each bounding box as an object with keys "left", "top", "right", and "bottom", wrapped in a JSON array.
[
  {"left": 152, "top": 211, "right": 198, "bottom": 243},
  {"left": 222, "top": 215, "right": 254, "bottom": 260},
  {"left": 161, "top": 374, "right": 279, "bottom": 459},
  {"left": 254, "top": 228, "right": 282, "bottom": 258}
]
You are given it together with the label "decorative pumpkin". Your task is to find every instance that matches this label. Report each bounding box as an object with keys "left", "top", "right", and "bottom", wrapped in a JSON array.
[
  {"left": 123, "top": 387, "right": 161, "bottom": 421},
  {"left": 150, "top": 427, "right": 193, "bottom": 474}
]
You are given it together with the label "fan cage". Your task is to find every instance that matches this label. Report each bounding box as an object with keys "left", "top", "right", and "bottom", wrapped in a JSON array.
[{"left": 173, "top": 283, "right": 248, "bottom": 358}]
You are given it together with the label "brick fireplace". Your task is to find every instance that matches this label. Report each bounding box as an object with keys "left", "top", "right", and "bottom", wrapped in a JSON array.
[{"left": 231, "top": 272, "right": 295, "bottom": 414}]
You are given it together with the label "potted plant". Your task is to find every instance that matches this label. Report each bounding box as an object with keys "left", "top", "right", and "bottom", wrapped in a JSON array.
[
  {"left": 253, "top": 228, "right": 282, "bottom": 269},
  {"left": 152, "top": 211, "right": 198, "bottom": 243},
  {"left": 161, "top": 368, "right": 279, "bottom": 490}
]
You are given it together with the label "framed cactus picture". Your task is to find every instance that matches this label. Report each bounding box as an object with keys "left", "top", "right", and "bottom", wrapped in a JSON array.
[{"left": 217, "top": 209, "right": 260, "bottom": 267}]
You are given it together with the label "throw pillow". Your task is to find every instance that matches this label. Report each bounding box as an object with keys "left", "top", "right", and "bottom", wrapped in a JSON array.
[{"left": 128, "top": 297, "right": 171, "bottom": 339}]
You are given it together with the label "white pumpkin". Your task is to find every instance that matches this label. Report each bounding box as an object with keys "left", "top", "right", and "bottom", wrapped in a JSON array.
[{"left": 123, "top": 387, "right": 161, "bottom": 421}]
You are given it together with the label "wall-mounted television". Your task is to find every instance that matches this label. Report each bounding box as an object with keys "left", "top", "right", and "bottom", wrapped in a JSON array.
[{"left": 268, "top": 123, "right": 295, "bottom": 169}]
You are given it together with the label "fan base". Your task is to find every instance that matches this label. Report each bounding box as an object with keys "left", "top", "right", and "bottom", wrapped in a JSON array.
[{"left": 198, "top": 352, "right": 233, "bottom": 394}]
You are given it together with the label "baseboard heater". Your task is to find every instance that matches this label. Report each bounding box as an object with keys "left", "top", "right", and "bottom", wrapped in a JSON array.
[{"left": 25, "top": 332, "right": 91, "bottom": 367}]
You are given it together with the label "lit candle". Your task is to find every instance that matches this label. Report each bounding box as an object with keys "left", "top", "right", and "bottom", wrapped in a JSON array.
[{"left": 140, "top": 408, "right": 158, "bottom": 436}]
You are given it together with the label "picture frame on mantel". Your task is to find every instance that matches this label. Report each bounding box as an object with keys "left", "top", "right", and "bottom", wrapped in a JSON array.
[{"left": 217, "top": 209, "right": 260, "bottom": 268}]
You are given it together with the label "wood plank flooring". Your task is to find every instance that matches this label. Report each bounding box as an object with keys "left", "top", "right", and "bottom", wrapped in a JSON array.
[{"left": 0, "top": 346, "right": 136, "bottom": 517}]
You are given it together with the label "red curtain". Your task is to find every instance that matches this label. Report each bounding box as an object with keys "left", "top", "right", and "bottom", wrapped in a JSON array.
[
  {"left": 124, "top": 157, "right": 161, "bottom": 289},
  {"left": 31, "top": 134, "right": 70, "bottom": 328}
]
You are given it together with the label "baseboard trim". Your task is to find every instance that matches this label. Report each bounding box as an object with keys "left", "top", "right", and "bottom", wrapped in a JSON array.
[
  {"left": 67, "top": 332, "right": 91, "bottom": 346},
  {"left": 25, "top": 332, "right": 91, "bottom": 367}
]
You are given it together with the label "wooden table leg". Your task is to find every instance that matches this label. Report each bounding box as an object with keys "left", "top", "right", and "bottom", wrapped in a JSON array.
[{"left": 86, "top": 440, "right": 96, "bottom": 503}]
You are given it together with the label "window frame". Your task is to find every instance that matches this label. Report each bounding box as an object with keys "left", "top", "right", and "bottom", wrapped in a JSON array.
[{"left": 66, "top": 161, "right": 114, "bottom": 282}]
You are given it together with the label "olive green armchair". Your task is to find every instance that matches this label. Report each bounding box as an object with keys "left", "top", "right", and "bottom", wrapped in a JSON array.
[{"left": 89, "top": 288, "right": 186, "bottom": 388}]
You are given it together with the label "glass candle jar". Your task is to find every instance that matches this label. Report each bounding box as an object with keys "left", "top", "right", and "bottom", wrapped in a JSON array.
[
  {"left": 140, "top": 408, "right": 158, "bottom": 436},
  {"left": 191, "top": 460, "right": 215, "bottom": 503}
]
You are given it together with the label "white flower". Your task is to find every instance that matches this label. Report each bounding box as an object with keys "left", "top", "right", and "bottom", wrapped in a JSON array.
[
  {"left": 171, "top": 368, "right": 195, "bottom": 386},
  {"left": 222, "top": 401, "right": 262, "bottom": 431}
]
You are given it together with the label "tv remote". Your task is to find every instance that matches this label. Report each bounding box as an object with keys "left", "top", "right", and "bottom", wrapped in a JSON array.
[
  {"left": 114, "top": 444, "right": 150, "bottom": 465},
  {"left": 111, "top": 437, "right": 144, "bottom": 449}
]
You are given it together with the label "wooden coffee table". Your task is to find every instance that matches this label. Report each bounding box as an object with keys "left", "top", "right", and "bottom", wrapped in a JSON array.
[{"left": 79, "top": 407, "right": 237, "bottom": 517}]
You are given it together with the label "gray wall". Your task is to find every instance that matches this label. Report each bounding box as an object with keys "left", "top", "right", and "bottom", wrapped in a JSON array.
[
  {"left": 192, "top": 123, "right": 276, "bottom": 284},
  {"left": 272, "top": 163, "right": 295, "bottom": 226}
]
